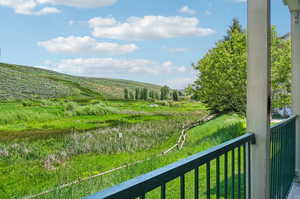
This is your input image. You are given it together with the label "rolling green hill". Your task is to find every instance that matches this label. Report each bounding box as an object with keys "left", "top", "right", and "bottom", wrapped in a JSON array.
[{"left": 0, "top": 62, "right": 162, "bottom": 100}]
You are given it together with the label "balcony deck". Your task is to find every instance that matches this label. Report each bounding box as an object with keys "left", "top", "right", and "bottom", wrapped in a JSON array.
[{"left": 288, "top": 182, "right": 300, "bottom": 199}]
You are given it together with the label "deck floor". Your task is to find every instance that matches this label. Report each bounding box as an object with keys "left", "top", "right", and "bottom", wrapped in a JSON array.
[{"left": 288, "top": 182, "right": 300, "bottom": 199}]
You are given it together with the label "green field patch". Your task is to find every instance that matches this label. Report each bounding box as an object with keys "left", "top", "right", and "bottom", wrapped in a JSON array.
[
  {"left": 34, "top": 114, "right": 245, "bottom": 199},
  {"left": 0, "top": 99, "right": 209, "bottom": 198}
]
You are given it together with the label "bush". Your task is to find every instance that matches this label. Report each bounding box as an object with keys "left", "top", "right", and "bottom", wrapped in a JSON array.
[
  {"left": 21, "top": 100, "right": 36, "bottom": 107},
  {"left": 63, "top": 102, "right": 117, "bottom": 116}
]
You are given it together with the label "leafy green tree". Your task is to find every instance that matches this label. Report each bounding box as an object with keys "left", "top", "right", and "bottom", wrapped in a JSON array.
[
  {"left": 185, "top": 84, "right": 199, "bottom": 99},
  {"left": 124, "top": 88, "right": 129, "bottom": 100},
  {"left": 149, "top": 90, "right": 154, "bottom": 99},
  {"left": 194, "top": 19, "right": 246, "bottom": 113},
  {"left": 135, "top": 88, "right": 140, "bottom": 100},
  {"left": 224, "top": 18, "right": 242, "bottom": 41},
  {"left": 193, "top": 19, "right": 291, "bottom": 114},
  {"left": 155, "top": 92, "right": 160, "bottom": 100},
  {"left": 178, "top": 91, "right": 184, "bottom": 96},
  {"left": 129, "top": 91, "right": 135, "bottom": 100},
  {"left": 271, "top": 31, "right": 292, "bottom": 110},
  {"left": 172, "top": 90, "right": 179, "bottom": 101},
  {"left": 160, "top": 86, "right": 170, "bottom": 100},
  {"left": 141, "top": 88, "right": 149, "bottom": 100}
]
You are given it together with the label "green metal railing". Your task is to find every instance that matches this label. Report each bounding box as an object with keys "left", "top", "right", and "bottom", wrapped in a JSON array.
[
  {"left": 85, "top": 133, "right": 255, "bottom": 199},
  {"left": 270, "top": 116, "right": 297, "bottom": 199}
]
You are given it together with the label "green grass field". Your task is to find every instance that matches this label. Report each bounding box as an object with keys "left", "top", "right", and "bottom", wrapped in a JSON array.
[
  {"left": 0, "top": 98, "right": 218, "bottom": 198},
  {"left": 36, "top": 114, "right": 246, "bottom": 199},
  {"left": 0, "top": 63, "right": 247, "bottom": 199}
]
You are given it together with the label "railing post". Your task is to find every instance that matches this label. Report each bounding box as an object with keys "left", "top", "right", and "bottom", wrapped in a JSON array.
[
  {"left": 247, "top": 0, "right": 271, "bottom": 198},
  {"left": 283, "top": 0, "right": 300, "bottom": 180}
]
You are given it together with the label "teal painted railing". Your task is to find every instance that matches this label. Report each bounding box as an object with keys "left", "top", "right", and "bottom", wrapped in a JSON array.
[
  {"left": 84, "top": 133, "right": 255, "bottom": 199},
  {"left": 270, "top": 116, "right": 297, "bottom": 199}
]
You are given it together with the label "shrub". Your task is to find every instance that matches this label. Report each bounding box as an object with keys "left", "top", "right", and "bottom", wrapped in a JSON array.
[{"left": 63, "top": 102, "right": 117, "bottom": 116}]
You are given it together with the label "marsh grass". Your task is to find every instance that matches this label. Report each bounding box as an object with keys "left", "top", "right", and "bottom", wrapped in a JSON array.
[
  {"left": 0, "top": 100, "right": 210, "bottom": 198},
  {"left": 37, "top": 114, "right": 245, "bottom": 199},
  {"left": 63, "top": 102, "right": 118, "bottom": 117}
]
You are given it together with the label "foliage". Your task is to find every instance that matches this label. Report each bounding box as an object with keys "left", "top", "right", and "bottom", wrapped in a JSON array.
[
  {"left": 135, "top": 88, "right": 140, "bottom": 100},
  {"left": 129, "top": 91, "right": 135, "bottom": 100},
  {"left": 160, "top": 86, "right": 170, "bottom": 100},
  {"left": 35, "top": 114, "right": 244, "bottom": 199},
  {"left": 141, "top": 88, "right": 149, "bottom": 100},
  {"left": 124, "top": 88, "right": 129, "bottom": 100},
  {"left": 271, "top": 32, "right": 292, "bottom": 109},
  {"left": 127, "top": 87, "right": 161, "bottom": 101},
  {"left": 172, "top": 90, "right": 179, "bottom": 101},
  {"left": 193, "top": 19, "right": 291, "bottom": 113},
  {"left": 63, "top": 102, "right": 117, "bottom": 117}
]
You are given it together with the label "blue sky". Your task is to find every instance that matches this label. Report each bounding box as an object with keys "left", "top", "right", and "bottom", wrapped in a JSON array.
[{"left": 0, "top": 0, "right": 291, "bottom": 89}]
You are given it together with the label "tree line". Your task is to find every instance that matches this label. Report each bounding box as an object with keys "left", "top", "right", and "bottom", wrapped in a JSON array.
[{"left": 124, "top": 86, "right": 182, "bottom": 101}]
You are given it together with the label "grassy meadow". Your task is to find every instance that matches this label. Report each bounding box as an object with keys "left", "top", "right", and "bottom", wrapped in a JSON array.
[
  {"left": 0, "top": 97, "right": 225, "bottom": 199},
  {"left": 35, "top": 114, "right": 246, "bottom": 199},
  {"left": 0, "top": 62, "right": 247, "bottom": 199},
  {"left": 0, "top": 63, "right": 161, "bottom": 101}
]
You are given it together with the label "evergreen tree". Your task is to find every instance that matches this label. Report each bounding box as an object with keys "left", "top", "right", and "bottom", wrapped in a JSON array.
[
  {"left": 160, "top": 86, "right": 170, "bottom": 100},
  {"left": 172, "top": 90, "right": 179, "bottom": 101},
  {"left": 155, "top": 92, "right": 160, "bottom": 100},
  {"left": 135, "top": 88, "right": 140, "bottom": 100},
  {"left": 149, "top": 90, "right": 154, "bottom": 99},
  {"left": 124, "top": 88, "right": 129, "bottom": 100},
  {"left": 224, "top": 18, "right": 242, "bottom": 41},
  {"left": 129, "top": 91, "right": 135, "bottom": 100},
  {"left": 141, "top": 88, "right": 149, "bottom": 100}
]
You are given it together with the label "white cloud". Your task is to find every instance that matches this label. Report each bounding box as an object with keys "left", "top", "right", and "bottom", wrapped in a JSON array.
[
  {"left": 89, "top": 16, "right": 215, "bottom": 41},
  {"left": 43, "top": 58, "right": 188, "bottom": 77},
  {"left": 179, "top": 5, "right": 196, "bottom": 15},
  {"left": 0, "top": 0, "right": 116, "bottom": 15},
  {"left": 34, "top": 7, "right": 60, "bottom": 15},
  {"left": 38, "top": 36, "right": 138, "bottom": 55},
  {"left": 37, "top": 0, "right": 117, "bottom": 8},
  {"left": 0, "top": 0, "right": 60, "bottom": 15}
]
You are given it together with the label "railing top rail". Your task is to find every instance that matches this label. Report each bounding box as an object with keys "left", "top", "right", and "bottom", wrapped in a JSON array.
[
  {"left": 271, "top": 115, "right": 297, "bottom": 130},
  {"left": 84, "top": 133, "right": 255, "bottom": 199}
]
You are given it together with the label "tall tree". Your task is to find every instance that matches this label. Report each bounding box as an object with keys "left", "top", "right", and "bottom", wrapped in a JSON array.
[
  {"left": 193, "top": 19, "right": 291, "bottom": 114},
  {"left": 129, "top": 91, "right": 135, "bottom": 100},
  {"left": 172, "top": 90, "right": 179, "bottom": 101},
  {"left": 224, "top": 18, "right": 242, "bottom": 41},
  {"left": 271, "top": 30, "right": 292, "bottom": 110},
  {"left": 149, "top": 90, "right": 154, "bottom": 99},
  {"left": 124, "top": 88, "right": 129, "bottom": 100},
  {"left": 160, "top": 86, "right": 170, "bottom": 100},
  {"left": 135, "top": 88, "right": 140, "bottom": 100},
  {"left": 141, "top": 88, "right": 149, "bottom": 100},
  {"left": 155, "top": 92, "right": 160, "bottom": 100}
]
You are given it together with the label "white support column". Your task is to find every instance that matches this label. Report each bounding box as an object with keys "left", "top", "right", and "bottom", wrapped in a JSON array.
[
  {"left": 247, "top": 0, "right": 271, "bottom": 198},
  {"left": 284, "top": 0, "right": 300, "bottom": 178}
]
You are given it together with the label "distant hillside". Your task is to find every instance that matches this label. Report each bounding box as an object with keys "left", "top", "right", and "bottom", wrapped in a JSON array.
[{"left": 0, "top": 62, "right": 162, "bottom": 101}]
